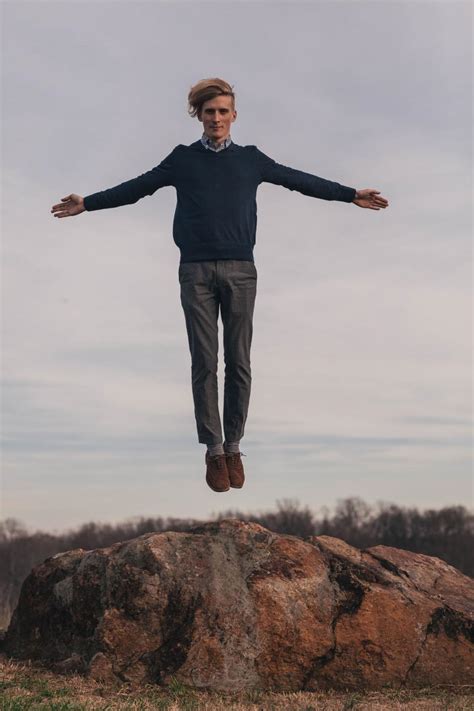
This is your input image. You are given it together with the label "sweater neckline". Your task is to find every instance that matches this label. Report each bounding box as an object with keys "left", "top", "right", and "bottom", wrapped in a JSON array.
[{"left": 192, "top": 140, "right": 239, "bottom": 154}]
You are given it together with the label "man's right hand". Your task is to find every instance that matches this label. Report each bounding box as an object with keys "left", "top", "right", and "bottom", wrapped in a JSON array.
[{"left": 51, "top": 193, "right": 85, "bottom": 218}]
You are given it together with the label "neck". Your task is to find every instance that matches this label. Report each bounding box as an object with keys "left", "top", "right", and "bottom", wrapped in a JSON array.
[{"left": 205, "top": 131, "right": 230, "bottom": 145}]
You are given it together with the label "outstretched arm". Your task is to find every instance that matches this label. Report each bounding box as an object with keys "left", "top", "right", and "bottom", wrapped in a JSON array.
[
  {"left": 50, "top": 146, "right": 179, "bottom": 218},
  {"left": 256, "top": 147, "right": 356, "bottom": 202},
  {"left": 256, "top": 147, "right": 389, "bottom": 209}
]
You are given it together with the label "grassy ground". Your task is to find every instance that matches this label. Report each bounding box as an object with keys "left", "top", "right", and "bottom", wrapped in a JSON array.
[{"left": 0, "top": 655, "right": 473, "bottom": 710}]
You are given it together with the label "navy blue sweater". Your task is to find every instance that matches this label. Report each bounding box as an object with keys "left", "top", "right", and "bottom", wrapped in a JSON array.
[{"left": 83, "top": 140, "right": 356, "bottom": 263}]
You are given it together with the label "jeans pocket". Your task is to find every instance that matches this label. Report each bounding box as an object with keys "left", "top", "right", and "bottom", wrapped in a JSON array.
[
  {"left": 243, "top": 261, "right": 257, "bottom": 279},
  {"left": 179, "top": 263, "right": 193, "bottom": 283}
]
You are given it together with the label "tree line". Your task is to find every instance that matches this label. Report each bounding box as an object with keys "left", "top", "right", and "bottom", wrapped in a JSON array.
[{"left": 0, "top": 496, "right": 472, "bottom": 631}]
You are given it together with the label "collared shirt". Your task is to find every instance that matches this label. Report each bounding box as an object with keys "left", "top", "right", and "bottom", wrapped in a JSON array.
[{"left": 200, "top": 131, "right": 232, "bottom": 152}]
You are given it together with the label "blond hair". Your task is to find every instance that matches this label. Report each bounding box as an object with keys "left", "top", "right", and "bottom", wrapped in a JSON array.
[{"left": 187, "top": 78, "right": 235, "bottom": 119}]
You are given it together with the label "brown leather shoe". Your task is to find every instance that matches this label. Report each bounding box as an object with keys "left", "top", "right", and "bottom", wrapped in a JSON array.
[
  {"left": 225, "top": 451, "right": 246, "bottom": 488},
  {"left": 205, "top": 452, "right": 230, "bottom": 492}
]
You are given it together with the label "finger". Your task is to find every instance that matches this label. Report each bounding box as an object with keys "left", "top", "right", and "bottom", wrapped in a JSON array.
[{"left": 52, "top": 199, "right": 71, "bottom": 207}]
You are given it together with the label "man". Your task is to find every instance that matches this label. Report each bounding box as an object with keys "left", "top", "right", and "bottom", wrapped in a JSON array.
[{"left": 50, "top": 77, "right": 389, "bottom": 494}]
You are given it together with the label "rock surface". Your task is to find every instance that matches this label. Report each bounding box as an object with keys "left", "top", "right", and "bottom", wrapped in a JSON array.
[{"left": 2, "top": 519, "right": 473, "bottom": 691}]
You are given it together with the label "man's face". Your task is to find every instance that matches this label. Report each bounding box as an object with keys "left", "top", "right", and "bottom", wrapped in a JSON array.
[{"left": 198, "top": 95, "right": 237, "bottom": 144}]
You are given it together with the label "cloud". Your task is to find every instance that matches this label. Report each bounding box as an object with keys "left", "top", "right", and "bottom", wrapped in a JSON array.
[{"left": 1, "top": 0, "right": 471, "bottom": 530}]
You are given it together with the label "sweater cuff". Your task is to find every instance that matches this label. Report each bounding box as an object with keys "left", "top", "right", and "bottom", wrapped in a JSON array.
[
  {"left": 83, "top": 195, "right": 95, "bottom": 211},
  {"left": 339, "top": 185, "right": 357, "bottom": 202}
]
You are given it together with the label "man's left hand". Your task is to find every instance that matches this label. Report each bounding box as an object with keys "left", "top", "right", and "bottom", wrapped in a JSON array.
[{"left": 353, "top": 189, "right": 389, "bottom": 210}]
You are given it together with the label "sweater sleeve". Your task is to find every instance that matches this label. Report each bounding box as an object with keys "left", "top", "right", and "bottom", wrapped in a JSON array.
[
  {"left": 83, "top": 146, "right": 180, "bottom": 212},
  {"left": 255, "top": 147, "right": 356, "bottom": 203}
]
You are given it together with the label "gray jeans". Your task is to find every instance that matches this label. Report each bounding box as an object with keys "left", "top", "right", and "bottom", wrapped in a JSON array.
[{"left": 178, "top": 259, "right": 257, "bottom": 445}]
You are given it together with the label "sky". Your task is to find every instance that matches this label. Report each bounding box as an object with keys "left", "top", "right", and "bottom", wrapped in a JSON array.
[{"left": 1, "top": 0, "right": 472, "bottom": 533}]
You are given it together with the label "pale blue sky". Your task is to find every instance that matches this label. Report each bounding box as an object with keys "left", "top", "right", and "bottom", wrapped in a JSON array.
[{"left": 1, "top": 0, "right": 472, "bottom": 532}]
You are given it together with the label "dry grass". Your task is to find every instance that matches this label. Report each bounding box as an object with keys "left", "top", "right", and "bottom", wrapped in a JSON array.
[{"left": 0, "top": 654, "right": 473, "bottom": 710}]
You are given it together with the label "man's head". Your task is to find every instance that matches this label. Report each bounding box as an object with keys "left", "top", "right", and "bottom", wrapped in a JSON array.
[{"left": 188, "top": 78, "right": 237, "bottom": 144}]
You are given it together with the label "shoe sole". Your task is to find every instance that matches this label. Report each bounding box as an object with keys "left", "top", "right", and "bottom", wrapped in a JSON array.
[{"left": 206, "top": 477, "right": 230, "bottom": 492}]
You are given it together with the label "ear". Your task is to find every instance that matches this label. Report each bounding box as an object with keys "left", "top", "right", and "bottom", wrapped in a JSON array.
[{"left": 232, "top": 110, "right": 237, "bottom": 123}]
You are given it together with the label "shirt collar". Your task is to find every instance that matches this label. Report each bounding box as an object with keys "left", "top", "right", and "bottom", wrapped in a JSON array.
[{"left": 201, "top": 132, "right": 233, "bottom": 152}]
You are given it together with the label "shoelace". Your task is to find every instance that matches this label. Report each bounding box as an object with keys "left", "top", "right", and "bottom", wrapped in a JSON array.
[
  {"left": 208, "top": 452, "right": 246, "bottom": 465},
  {"left": 208, "top": 453, "right": 227, "bottom": 469}
]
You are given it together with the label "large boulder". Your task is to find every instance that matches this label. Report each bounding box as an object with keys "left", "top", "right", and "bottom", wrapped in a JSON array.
[{"left": 2, "top": 519, "right": 473, "bottom": 691}]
